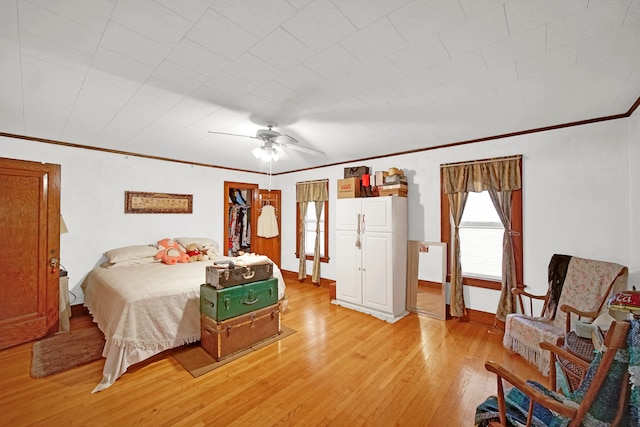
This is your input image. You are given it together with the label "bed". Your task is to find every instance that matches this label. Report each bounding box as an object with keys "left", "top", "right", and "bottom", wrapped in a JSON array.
[{"left": 81, "top": 238, "right": 286, "bottom": 392}]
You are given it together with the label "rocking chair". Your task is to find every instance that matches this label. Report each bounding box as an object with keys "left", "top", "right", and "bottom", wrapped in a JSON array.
[
  {"left": 476, "top": 320, "right": 631, "bottom": 427},
  {"left": 503, "top": 254, "right": 627, "bottom": 375}
]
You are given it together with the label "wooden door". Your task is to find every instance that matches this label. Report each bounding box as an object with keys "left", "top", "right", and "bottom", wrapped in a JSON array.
[
  {"left": 0, "top": 157, "right": 61, "bottom": 349},
  {"left": 253, "top": 189, "right": 281, "bottom": 266}
]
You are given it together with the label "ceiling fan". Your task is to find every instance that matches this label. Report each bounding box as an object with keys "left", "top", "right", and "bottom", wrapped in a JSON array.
[{"left": 208, "top": 121, "right": 325, "bottom": 162}]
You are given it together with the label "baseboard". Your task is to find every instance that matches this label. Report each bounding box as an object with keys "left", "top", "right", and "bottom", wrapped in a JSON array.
[
  {"left": 70, "top": 304, "right": 90, "bottom": 317},
  {"left": 281, "top": 270, "right": 334, "bottom": 288},
  {"left": 448, "top": 304, "right": 504, "bottom": 331}
]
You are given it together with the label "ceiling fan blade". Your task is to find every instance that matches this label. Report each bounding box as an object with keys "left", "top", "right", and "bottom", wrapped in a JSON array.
[
  {"left": 272, "top": 134, "right": 298, "bottom": 145},
  {"left": 285, "top": 143, "right": 326, "bottom": 157},
  {"left": 208, "top": 131, "right": 260, "bottom": 140}
]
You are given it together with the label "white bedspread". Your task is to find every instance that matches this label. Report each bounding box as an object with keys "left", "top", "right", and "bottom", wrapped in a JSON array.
[{"left": 82, "top": 258, "right": 285, "bottom": 392}]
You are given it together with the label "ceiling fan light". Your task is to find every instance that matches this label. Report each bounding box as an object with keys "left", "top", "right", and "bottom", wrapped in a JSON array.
[{"left": 252, "top": 146, "right": 265, "bottom": 159}]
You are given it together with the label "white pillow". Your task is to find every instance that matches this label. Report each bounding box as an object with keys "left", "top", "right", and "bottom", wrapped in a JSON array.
[
  {"left": 175, "top": 237, "right": 219, "bottom": 255},
  {"left": 104, "top": 257, "right": 160, "bottom": 268},
  {"left": 104, "top": 244, "right": 159, "bottom": 264}
]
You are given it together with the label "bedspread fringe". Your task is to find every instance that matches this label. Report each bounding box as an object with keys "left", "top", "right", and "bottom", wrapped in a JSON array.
[{"left": 109, "top": 334, "right": 200, "bottom": 351}]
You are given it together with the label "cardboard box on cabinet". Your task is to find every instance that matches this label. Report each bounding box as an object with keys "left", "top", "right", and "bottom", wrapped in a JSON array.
[{"left": 337, "top": 177, "right": 361, "bottom": 198}]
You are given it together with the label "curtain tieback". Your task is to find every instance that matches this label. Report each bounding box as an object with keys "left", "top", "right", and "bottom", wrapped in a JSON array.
[{"left": 506, "top": 229, "right": 520, "bottom": 236}]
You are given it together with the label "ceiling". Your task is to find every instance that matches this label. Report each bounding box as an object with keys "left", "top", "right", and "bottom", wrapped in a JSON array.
[{"left": 1, "top": 0, "right": 639, "bottom": 174}]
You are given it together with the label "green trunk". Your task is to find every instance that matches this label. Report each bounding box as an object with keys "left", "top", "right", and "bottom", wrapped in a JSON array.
[{"left": 200, "top": 277, "right": 278, "bottom": 321}]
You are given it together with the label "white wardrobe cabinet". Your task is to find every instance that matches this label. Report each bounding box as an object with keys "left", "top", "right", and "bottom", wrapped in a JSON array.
[{"left": 334, "top": 196, "right": 408, "bottom": 323}]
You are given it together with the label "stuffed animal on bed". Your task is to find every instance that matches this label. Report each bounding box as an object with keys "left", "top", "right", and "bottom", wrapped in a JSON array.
[
  {"left": 155, "top": 238, "right": 189, "bottom": 265},
  {"left": 184, "top": 243, "right": 208, "bottom": 262}
]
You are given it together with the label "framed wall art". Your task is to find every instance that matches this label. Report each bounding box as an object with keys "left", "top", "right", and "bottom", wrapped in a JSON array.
[{"left": 124, "top": 191, "right": 193, "bottom": 214}]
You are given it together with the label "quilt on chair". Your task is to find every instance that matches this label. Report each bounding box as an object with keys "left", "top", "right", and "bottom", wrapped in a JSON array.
[{"left": 503, "top": 255, "right": 626, "bottom": 375}]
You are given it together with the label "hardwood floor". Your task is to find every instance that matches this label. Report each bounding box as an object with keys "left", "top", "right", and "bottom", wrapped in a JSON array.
[{"left": 0, "top": 279, "right": 544, "bottom": 426}]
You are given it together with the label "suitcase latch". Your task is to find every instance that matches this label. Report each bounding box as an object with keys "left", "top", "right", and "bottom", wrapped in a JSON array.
[
  {"left": 223, "top": 295, "right": 230, "bottom": 309},
  {"left": 243, "top": 290, "right": 259, "bottom": 305},
  {"left": 242, "top": 267, "right": 255, "bottom": 280}
]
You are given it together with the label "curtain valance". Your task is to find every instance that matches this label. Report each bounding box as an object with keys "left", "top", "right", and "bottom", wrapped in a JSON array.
[
  {"left": 296, "top": 180, "right": 328, "bottom": 202},
  {"left": 441, "top": 155, "right": 521, "bottom": 194}
]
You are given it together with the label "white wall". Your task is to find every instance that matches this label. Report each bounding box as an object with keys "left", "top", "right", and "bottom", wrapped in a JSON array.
[
  {"left": 629, "top": 110, "right": 640, "bottom": 286},
  {"left": 274, "top": 118, "right": 632, "bottom": 313},
  {"left": 1, "top": 136, "right": 269, "bottom": 304},
  {"left": 1, "top": 114, "right": 635, "bottom": 312}
]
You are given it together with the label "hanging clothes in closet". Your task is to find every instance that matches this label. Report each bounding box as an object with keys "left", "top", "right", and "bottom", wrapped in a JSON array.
[
  {"left": 228, "top": 205, "right": 250, "bottom": 255},
  {"left": 227, "top": 189, "right": 251, "bottom": 256}
]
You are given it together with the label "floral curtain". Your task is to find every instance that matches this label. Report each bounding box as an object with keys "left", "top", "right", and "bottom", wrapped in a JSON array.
[
  {"left": 296, "top": 180, "right": 328, "bottom": 283},
  {"left": 441, "top": 156, "right": 521, "bottom": 319}
]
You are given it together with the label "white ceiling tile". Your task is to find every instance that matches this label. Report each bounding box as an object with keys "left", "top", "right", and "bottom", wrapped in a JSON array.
[
  {"left": 273, "top": 64, "right": 325, "bottom": 92},
  {"left": 340, "top": 18, "right": 407, "bottom": 64},
  {"left": 389, "top": 0, "right": 466, "bottom": 44},
  {"left": 155, "top": 0, "right": 215, "bottom": 23},
  {"left": 302, "top": 44, "right": 363, "bottom": 80},
  {"left": 250, "top": 81, "right": 297, "bottom": 105},
  {"left": 389, "top": 37, "right": 450, "bottom": 74},
  {"left": 332, "top": 0, "right": 412, "bottom": 29},
  {"left": 91, "top": 46, "right": 155, "bottom": 84},
  {"left": 61, "top": 69, "right": 143, "bottom": 143},
  {"left": 166, "top": 38, "right": 231, "bottom": 78},
  {"left": 286, "top": 0, "right": 313, "bottom": 11},
  {"left": 459, "top": 0, "right": 508, "bottom": 19},
  {"left": 626, "top": 0, "right": 640, "bottom": 25},
  {"left": 212, "top": 0, "right": 297, "bottom": 38},
  {"left": 389, "top": 71, "right": 440, "bottom": 96},
  {"left": 439, "top": 7, "right": 510, "bottom": 57},
  {"left": 127, "top": 95, "right": 221, "bottom": 144},
  {"left": 21, "top": 55, "right": 86, "bottom": 138},
  {"left": 516, "top": 43, "right": 579, "bottom": 80},
  {"left": 19, "top": 30, "right": 93, "bottom": 73},
  {"left": 204, "top": 71, "right": 256, "bottom": 98},
  {"left": 317, "top": 75, "right": 367, "bottom": 99},
  {"left": 577, "top": 22, "right": 640, "bottom": 62},
  {"left": 430, "top": 50, "right": 487, "bottom": 84},
  {"left": 100, "top": 21, "right": 172, "bottom": 68},
  {"left": 504, "top": 0, "right": 587, "bottom": 36},
  {"left": 350, "top": 58, "right": 404, "bottom": 90},
  {"left": 358, "top": 84, "right": 401, "bottom": 106},
  {"left": 186, "top": 8, "right": 258, "bottom": 61},
  {"left": 250, "top": 28, "right": 315, "bottom": 71},
  {"left": 150, "top": 61, "right": 209, "bottom": 95},
  {"left": 25, "top": 0, "right": 113, "bottom": 32},
  {"left": 18, "top": 1, "right": 102, "bottom": 54},
  {"left": 0, "top": 38, "right": 24, "bottom": 134},
  {"left": 547, "top": 1, "right": 631, "bottom": 50},
  {"left": 224, "top": 53, "right": 281, "bottom": 86},
  {"left": 110, "top": 0, "right": 193, "bottom": 47},
  {"left": 94, "top": 84, "right": 184, "bottom": 146},
  {"left": 482, "top": 26, "right": 546, "bottom": 69},
  {"left": 282, "top": 0, "right": 357, "bottom": 52}
]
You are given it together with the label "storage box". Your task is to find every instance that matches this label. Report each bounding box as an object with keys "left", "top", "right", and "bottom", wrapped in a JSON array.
[
  {"left": 378, "top": 183, "right": 408, "bottom": 197},
  {"left": 200, "top": 303, "right": 281, "bottom": 361},
  {"left": 200, "top": 277, "right": 278, "bottom": 321},
  {"left": 344, "top": 166, "right": 369, "bottom": 179},
  {"left": 337, "top": 177, "right": 361, "bottom": 198},
  {"left": 205, "top": 262, "right": 273, "bottom": 289}
]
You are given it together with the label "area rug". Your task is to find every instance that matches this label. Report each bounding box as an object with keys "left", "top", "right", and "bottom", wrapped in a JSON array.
[
  {"left": 172, "top": 326, "right": 296, "bottom": 378},
  {"left": 31, "top": 327, "right": 105, "bottom": 378}
]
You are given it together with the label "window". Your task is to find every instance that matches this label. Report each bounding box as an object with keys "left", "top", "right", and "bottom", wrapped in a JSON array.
[
  {"left": 296, "top": 200, "right": 329, "bottom": 263},
  {"left": 441, "top": 184, "right": 523, "bottom": 291},
  {"left": 459, "top": 191, "right": 504, "bottom": 281}
]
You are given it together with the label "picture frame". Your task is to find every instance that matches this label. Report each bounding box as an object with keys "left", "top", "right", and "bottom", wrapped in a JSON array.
[{"left": 124, "top": 191, "right": 193, "bottom": 214}]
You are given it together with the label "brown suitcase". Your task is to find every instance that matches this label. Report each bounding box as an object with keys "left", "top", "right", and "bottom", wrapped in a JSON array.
[
  {"left": 205, "top": 262, "right": 273, "bottom": 289},
  {"left": 200, "top": 303, "right": 280, "bottom": 361}
]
